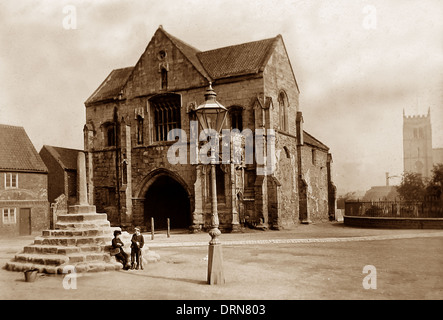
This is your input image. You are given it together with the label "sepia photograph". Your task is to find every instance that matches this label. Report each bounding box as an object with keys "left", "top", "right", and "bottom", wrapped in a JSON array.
[{"left": 0, "top": 0, "right": 442, "bottom": 309}]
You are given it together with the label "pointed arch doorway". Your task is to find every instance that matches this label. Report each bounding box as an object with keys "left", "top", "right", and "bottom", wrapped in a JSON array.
[{"left": 143, "top": 174, "right": 191, "bottom": 230}]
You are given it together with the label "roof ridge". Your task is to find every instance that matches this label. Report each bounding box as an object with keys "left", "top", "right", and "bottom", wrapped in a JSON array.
[
  {"left": 159, "top": 27, "right": 211, "bottom": 81},
  {"left": 303, "top": 130, "right": 329, "bottom": 151},
  {"left": 44, "top": 145, "right": 83, "bottom": 152},
  {"left": 200, "top": 36, "right": 278, "bottom": 54},
  {"left": 161, "top": 28, "right": 202, "bottom": 53},
  {"left": 0, "top": 123, "right": 24, "bottom": 129}
]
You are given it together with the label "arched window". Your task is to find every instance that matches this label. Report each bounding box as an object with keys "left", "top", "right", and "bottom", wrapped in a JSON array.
[
  {"left": 136, "top": 115, "right": 144, "bottom": 145},
  {"left": 102, "top": 122, "right": 116, "bottom": 147},
  {"left": 161, "top": 68, "right": 168, "bottom": 90},
  {"left": 278, "top": 91, "right": 288, "bottom": 132},
  {"left": 229, "top": 106, "right": 243, "bottom": 131}
]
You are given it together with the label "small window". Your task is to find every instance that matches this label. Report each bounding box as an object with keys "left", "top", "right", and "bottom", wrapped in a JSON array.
[
  {"left": 311, "top": 149, "right": 316, "bottom": 165},
  {"left": 2, "top": 208, "right": 16, "bottom": 224},
  {"left": 136, "top": 115, "right": 144, "bottom": 145},
  {"left": 122, "top": 158, "right": 128, "bottom": 185},
  {"left": 283, "top": 146, "right": 290, "bottom": 158},
  {"left": 161, "top": 68, "right": 168, "bottom": 90},
  {"left": 103, "top": 123, "right": 116, "bottom": 147},
  {"left": 5, "top": 173, "right": 18, "bottom": 188},
  {"left": 278, "top": 91, "right": 288, "bottom": 132},
  {"left": 229, "top": 106, "right": 243, "bottom": 131}
]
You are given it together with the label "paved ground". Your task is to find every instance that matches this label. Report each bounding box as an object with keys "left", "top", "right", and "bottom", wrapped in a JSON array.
[{"left": 1, "top": 222, "right": 442, "bottom": 300}]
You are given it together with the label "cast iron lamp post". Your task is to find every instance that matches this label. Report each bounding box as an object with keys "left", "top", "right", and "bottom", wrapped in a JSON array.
[{"left": 195, "top": 82, "right": 227, "bottom": 285}]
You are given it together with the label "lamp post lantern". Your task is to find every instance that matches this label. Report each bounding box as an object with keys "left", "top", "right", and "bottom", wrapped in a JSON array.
[{"left": 195, "top": 82, "right": 227, "bottom": 285}]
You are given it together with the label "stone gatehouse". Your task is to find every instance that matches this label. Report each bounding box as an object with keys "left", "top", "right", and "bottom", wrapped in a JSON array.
[{"left": 83, "top": 26, "right": 335, "bottom": 232}]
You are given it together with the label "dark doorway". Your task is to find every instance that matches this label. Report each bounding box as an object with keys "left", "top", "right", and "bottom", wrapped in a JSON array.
[
  {"left": 19, "top": 208, "right": 31, "bottom": 236},
  {"left": 144, "top": 175, "right": 191, "bottom": 230}
]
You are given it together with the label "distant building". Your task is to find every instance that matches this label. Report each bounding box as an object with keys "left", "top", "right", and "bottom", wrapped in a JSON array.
[
  {"left": 403, "top": 108, "right": 443, "bottom": 178},
  {"left": 39, "top": 145, "right": 82, "bottom": 215},
  {"left": 362, "top": 186, "right": 398, "bottom": 202},
  {"left": 0, "top": 124, "right": 49, "bottom": 236}
]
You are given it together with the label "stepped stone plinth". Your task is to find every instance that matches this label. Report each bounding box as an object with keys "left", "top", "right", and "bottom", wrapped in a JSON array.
[
  {"left": 5, "top": 152, "right": 122, "bottom": 274},
  {"left": 5, "top": 208, "right": 122, "bottom": 274}
]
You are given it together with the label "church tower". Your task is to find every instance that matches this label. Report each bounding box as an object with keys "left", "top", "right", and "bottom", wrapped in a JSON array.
[{"left": 403, "top": 108, "right": 433, "bottom": 178}]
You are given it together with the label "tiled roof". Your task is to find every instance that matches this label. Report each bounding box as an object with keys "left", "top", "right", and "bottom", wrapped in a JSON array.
[
  {"left": 86, "top": 28, "right": 281, "bottom": 105},
  {"left": 41, "top": 145, "right": 82, "bottom": 171},
  {"left": 197, "top": 37, "right": 278, "bottom": 80},
  {"left": 303, "top": 131, "right": 329, "bottom": 151},
  {"left": 0, "top": 124, "right": 48, "bottom": 172},
  {"left": 85, "top": 66, "right": 134, "bottom": 105}
]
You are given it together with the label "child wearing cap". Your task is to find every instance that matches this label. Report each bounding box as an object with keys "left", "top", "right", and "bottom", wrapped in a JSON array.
[
  {"left": 111, "top": 230, "right": 130, "bottom": 270},
  {"left": 130, "top": 227, "right": 145, "bottom": 270}
]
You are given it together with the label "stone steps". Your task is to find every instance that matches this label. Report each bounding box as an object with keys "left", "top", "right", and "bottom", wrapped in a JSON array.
[
  {"left": 57, "top": 213, "right": 108, "bottom": 223},
  {"left": 41, "top": 228, "right": 110, "bottom": 237},
  {"left": 5, "top": 260, "right": 121, "bottom": 274},
  {"left": 55, "top": 221, "right": 111, "bottom": 230},
  {"left": 33, "top": 235, "right": 112, "bottom": 246},
  {"left": 23, "top": 244, "right": 109, "bottom": 255},
  {"left": 4, "top": 209, "right": 124, "bottom": 274}
]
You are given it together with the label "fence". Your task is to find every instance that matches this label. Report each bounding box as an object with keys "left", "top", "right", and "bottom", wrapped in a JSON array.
[{"left": 345, "top": 197, "right": 443, "bottom": 218}]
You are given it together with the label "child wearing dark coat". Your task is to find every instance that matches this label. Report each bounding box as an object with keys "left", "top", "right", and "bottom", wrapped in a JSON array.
[
  {"left": 111, "top": 230, "right": 130, "bottom": 270},
  {"left": 131, "top": 227, "right": 145, "bottom": 270}
]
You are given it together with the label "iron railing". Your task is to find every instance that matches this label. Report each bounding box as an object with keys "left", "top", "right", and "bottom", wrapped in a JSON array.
[{"left": 345, "top": 197, "right": 443, "bottom": 218}]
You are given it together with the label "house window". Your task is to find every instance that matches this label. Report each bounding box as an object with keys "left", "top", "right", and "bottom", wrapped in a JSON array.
[
  {"left": 278, "top": 91, "right": 288, "bottom": 132},
  {"left": 5, "top": 173, "right": 18, "bottom": 188},
  {"left": 2, "top": 208, "right": 16, "bottom": 224},
  {"left": 149, "top": 94, "right": 181, "bottom": 142},
  {"left": 136, "top": 115, "right": 144, "bottom": 145},
  {"left": 229, "top": 106, "right": 243, "bottom": 131},
  {"left": 312, "top": 149, "right": 316, "bottom": 165}
]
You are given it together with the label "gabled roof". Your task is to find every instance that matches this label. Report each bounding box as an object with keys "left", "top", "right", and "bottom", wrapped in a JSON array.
[
  {"left": 197, "top": 36, "right": 279, "bottom": 80},
  {"left": 41, "top": 145, "right": 82, "bottom": 171},
  {"left": 85, "top": 27, "right": 289, "bottom": 105},
  {"left": 85, "top": 66, "right": 134, "bottom": 105},
  {"left": 0, "top": 124, "right": 47, "bottom": 173},
  {"left": 161, "top": 28, "right": 211, "bottom": 81},
  {"left": 303, "top": 131, "right": 329, "bottom": 152}
]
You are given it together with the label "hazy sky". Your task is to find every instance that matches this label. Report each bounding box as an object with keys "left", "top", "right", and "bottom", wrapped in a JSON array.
[{"left": 0, "top": 0, "right": 442, "bottom": 193}]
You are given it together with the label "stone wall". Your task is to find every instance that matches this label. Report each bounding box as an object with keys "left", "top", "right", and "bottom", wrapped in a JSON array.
[{"left": 300, "top": 145, "right": 330, "bottom": 222}]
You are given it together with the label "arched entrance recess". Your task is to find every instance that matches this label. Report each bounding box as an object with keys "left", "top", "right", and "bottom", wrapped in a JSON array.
[{"left": 139, "top": 169, "right": 192, "bottom": 230}]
